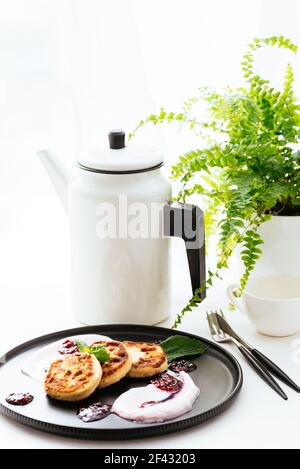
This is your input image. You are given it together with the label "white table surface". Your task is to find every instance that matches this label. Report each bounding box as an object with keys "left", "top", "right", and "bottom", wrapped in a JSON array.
[{"left": 0, "top": 196, "right": 300, "bottom": 449}]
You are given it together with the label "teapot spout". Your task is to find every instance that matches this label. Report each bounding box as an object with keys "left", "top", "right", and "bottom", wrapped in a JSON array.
[{"left": 37, "top": 149, "right": 71, "bottom": 213}]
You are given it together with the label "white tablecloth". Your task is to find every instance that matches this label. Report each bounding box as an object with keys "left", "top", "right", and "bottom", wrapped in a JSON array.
[{"left": 0, "top": 198, "right": 299, "bottom": 449}]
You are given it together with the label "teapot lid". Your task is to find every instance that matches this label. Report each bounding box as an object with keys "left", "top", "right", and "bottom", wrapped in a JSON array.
[{"left": 77, "top": 130, "right": 164, "bottom": 174}]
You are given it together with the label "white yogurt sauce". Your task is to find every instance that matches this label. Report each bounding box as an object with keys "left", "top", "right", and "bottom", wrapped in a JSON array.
[{"left": 112, "top": 371, "right": 200, "bottom": 423}]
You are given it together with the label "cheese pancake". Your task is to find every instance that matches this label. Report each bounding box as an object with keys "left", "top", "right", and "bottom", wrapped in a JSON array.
[
  {"left": 44, "top": 353, "right": 102, "bottom": 401},
  {"left": 124, "top": 342, "right": 168, "bottom": 378},
  {"left": 93, "top": 341, "right": 132, "bottom": 389}
]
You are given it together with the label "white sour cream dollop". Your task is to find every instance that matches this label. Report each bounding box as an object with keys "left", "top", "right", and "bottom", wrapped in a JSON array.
[{"left": 112, "top": 371, "right": 200, "bottom": 423}]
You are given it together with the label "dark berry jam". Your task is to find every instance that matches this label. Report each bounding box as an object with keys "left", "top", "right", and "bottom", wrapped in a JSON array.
[
  {"left": 59, "top": 339, "right": 79, "bottom": 355},
  {"left": 77, "top": 403, "right": 112, "bottom": 423},
  {"left": 140, "top": 394, "right": 175, "bottom": 408},
  {"left": 6, "top": 393, "right": 34, "bottom": 406},
  {"left": 168, "top": 360, "right": 197, "bottom": 373},
  {"left": 151, "top": 373, "right": 184, "bottom": 393},
  {"left": 140, "top": 400, "right": 157, "bottom": 408}
]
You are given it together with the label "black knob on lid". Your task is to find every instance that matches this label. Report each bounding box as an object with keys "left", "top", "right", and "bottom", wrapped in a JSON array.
[{"left": 109, "top": 130, "right": 126, "bottom": 150}]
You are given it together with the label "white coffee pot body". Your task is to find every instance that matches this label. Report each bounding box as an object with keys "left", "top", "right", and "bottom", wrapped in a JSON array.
[
  {"left": 69, "top": 166, "right": 172, "bottom": 325},
  {"left": 38, "top": 142, "right": 206, "bottom": 326}
]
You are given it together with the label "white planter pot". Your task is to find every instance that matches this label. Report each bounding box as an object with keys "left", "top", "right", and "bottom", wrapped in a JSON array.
[
  {"left": 251, "top": 216, "right": 300, "bottom": 278},
  {"left": 236, "top": 216, "right": 300, "bottom": 279}
]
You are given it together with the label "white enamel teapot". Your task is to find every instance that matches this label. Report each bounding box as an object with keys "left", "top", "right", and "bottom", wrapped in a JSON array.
[{"left": 38, "top": 131, "right": 206, "bottom": 325}]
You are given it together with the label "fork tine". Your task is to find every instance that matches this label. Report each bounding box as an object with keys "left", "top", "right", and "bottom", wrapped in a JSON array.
[
  {"left": 214, "top": 309, "right": 231, "bottom": 339},
  {"left": 208, "top": 311, "right": 225, "bottom": 340},
  {"left": 206, "top": 311, "right": 217, "bottom": 339},
  {"left": 218, "top": 309, "right": 226, "bottom": 319},
  {"left": 207, "top": 311, "right": 222, "bottom": 340},
  {"left": 213, "top": 310, "right": 228, "bottom": 340}
]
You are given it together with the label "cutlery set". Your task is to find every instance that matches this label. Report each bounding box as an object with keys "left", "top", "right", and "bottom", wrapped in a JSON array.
[{"left": 206, "top": 310, "right": 300, "bottom": 400}]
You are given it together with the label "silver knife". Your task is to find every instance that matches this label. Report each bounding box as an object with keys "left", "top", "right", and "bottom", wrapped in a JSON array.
[{"left": 216, "top": 312, "right": 300, "bottom": 393}]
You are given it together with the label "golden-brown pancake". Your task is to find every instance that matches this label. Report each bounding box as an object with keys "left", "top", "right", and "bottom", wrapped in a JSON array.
[
  {"left": 92, "top": 341, "right": 132, "bottom": 389},
  {"left": 124, "top": 341, "right": 168, "bottom": 378},
  {"left": 44, "top": 353, "right": 102, "bottom": 401}
]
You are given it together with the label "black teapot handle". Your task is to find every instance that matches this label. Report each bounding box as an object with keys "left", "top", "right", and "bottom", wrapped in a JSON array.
[{"left": 164, "top": 201, "right": 206, "bottom": 300}]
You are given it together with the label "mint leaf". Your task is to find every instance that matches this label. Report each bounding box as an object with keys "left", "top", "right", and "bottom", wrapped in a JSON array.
[
  {"left": 75, "top": 340, "right": 111, "bottom": 362},
  {"left": 160, "top": 335, "right": 208, "bottom": 363},
  {"left": 76, "top": 340, "right": 90, "bottom": 354},
  {"left": 89, "top": 345, "right": 110, "bottom": 363}
]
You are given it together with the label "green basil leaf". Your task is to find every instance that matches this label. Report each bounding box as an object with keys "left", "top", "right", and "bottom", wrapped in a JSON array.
[
  {"left": 76, "top": 340, "right": 90, "bottom": 354},
  {"left": 160, "top": 335, "right": 208, "bottom": 363},
  {"left": 89, "top": 345, "right": 111, "bottom": 363}
]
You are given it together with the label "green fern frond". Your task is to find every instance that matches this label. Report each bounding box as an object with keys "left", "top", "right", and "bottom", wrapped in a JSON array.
[
  {"left": 130, "top": 36, "right": 300, "bottom": 328},
  {"left": 239, "top": 230, "right": 264, "bottom": 292}
]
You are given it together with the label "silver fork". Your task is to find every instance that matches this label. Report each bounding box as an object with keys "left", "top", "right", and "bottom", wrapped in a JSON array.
[{"left": 207, "top": 310, "right": 288, "bottom": 401}]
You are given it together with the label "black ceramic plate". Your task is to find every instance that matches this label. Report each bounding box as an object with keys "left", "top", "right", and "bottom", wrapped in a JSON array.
[{"left": 0, "top": 325, "right": 243, "bottom": 440}]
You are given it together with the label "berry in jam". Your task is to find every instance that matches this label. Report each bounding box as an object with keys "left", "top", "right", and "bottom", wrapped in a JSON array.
[
  {"left": 59, "top": 339, "right": 79, "bottom": 355},
  {"left": 151, "top": 372, "right": 184, "bottom": 393},
  {"left": 168, "top": 360, "right": 197, "bottom": 373},
  {"left": 6, "top": 393, "right": 34, "bottom": 406},
  {"left": 77, "top": 402, "right": 112, "bottom": 423}
]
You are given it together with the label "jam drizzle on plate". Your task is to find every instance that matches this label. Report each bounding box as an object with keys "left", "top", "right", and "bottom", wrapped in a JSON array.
[
  {"left": 59, "top": 339, "right": 79, "bottom": 355},
  {"left": 140, "top": 372, "right": 184, "bottom": 408},
  {"left": 140, "top": 394, "right": 177, "bottom": 408},
  {"left": 6, "top": 393, "right": 34, "bottom": 406},
  {"left": 77, "top": 402, "right": 112, "bottom": 423},
  {"left": 151, "top": 372, "right": 184, "bottom": 393},
  {"left": 168, "top": 360, "right": 197, "bottom": 373}
]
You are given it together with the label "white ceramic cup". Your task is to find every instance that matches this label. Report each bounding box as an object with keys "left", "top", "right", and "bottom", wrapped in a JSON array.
[{"left": 227, "top": 275, "right": 300, "bottom": 337}]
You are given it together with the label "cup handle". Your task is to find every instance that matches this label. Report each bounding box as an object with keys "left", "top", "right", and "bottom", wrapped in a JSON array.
[{"left": 227, "top": 284, "right": 246, "bottom": 314}]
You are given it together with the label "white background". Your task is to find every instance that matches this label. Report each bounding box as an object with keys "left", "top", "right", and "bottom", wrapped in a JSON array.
[
  {"left": 2, "top": 0, "right": 300, "bottom": 293},
  {"left": 0, "top": 0, "right": 300, "bottom": 449}
]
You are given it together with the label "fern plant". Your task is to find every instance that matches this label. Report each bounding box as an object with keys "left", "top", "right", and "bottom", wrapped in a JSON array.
[{"left": 130, "top": 36, "right": 300, "bottom": 328}]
